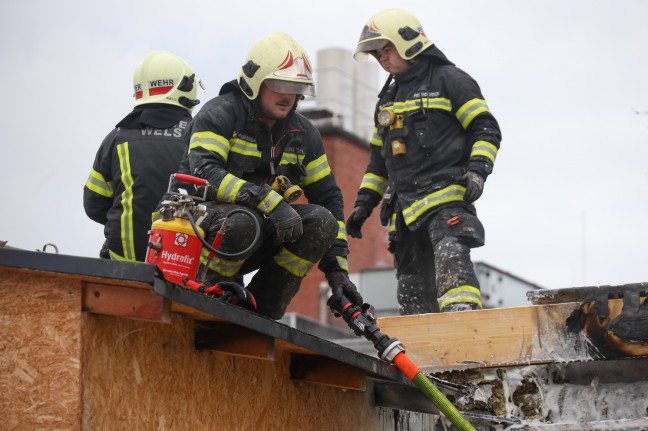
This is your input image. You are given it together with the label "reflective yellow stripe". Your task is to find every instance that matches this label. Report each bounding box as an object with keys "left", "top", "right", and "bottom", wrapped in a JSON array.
[
  {"left": 217, "top": 173, "right": 246, "bottom": 203},
  {"left": 470, "top": 140, "right": 498, "bottom": 163},
  {"left": 257, "top": 189, "right": 282, "bottom": 214},
  {"left": 370, "top": 126, "right": 383, "bottom": 147},
  {"left": 337, "top": 220, "right": 347, "bottom": 241},
  {"left": 456, "top": 98, "right": 490, "bottom": 129},
  {"left": 85, "top": 169, "right": 114, "bottom": 198},
  {"left": 402, "top": 184, "right": 466, "bottom": 226},
  {"left": 108, "top": 249, "right": 129, "bottom": 261},
  {"left": 360, "top": 173, "right": 388, "bottom": 196},
  {"left": 230, "top": 138, "right": 261, "bottom": 157},
  {"left": 200, "top": 250, "right": 244, "bottom": 277},
  {"left": 188, "top": 131, "right": 230, "bottom": 161},
  {"left": 391, "top": 97, "right": 451, "bottom": 114},
  {"left": 336, "top": 256, "right": 349, "bottom": 272},
  {"left": 437, "top": 285, "right": 482, "bottom": 310},
  {"left": 278, "top": 152, "right": 305, "bottom": 165},
  {"left": 388, "top": 212, "right": 397, "bottom": 233},
  {"left": 303, "top": 154, "right": 331, "bottom": 186},
  {"left": 116, "top": 142, "right": 136, "bottom": 261},
  {"left": 273, "top": 247, "right": 314, "bottom": 277}
]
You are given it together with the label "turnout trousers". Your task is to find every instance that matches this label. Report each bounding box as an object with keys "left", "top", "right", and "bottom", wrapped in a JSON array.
[
  {"left": 197, "top": 202, "right": 338, "bottom": 319},
  {"left": 391, "top": 206, "right": 485, "bottom": 315}
]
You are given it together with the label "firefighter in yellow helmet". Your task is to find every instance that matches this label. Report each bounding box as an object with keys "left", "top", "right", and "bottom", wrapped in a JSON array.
[
  {"left": 346, "top": 9, "right": 502, "bottom": 314},
  {"left": 159, "top": 32, "right": 362, "bottom": 319},
  {"left": 84, "top": 51, "right": 202, "bottom": 261}
]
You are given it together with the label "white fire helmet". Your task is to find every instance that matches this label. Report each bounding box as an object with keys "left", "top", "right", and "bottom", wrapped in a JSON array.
[
  {"left": 237, "top": 32, "right": 315, "bottom": 100},
  {"left": 133, "top": 50, "right": 203, "bottom": 110}
]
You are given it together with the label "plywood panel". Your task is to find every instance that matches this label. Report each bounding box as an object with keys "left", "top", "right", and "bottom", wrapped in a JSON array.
[
  {"left": 1, "top": 271, "right": 82, "bottom": 431},
  {"left": 82, "top": 313, "right": 388, "bottom": 431}
]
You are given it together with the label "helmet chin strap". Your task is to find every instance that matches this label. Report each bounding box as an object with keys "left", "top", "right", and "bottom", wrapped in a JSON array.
[{"left": 377, "top": 74, "right": 394, "bottom": 98}]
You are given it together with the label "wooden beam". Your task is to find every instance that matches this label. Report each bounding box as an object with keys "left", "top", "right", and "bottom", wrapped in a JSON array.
[
  {"left": 83, "top": 282, "right": 170, "bottom": 323},
  {"left": 171, "top": 301, "right": 225, "bottom": 321},
  {"left": 376, "top": 302, "right": 625, "bottom": 371},
  {"left": 289, "top": 353, "right": 366, "bottom": 391},
  {"left": 194, "top": 321, "right": 275, "bottom": 360}
]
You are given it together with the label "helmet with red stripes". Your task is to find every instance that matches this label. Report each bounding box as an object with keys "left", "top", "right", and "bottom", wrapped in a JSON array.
[
  {"left": 238, "top": 32, "right": 315, "bottom": 100},
  {"left": 354, "top": 9, "right": 433, "bottom": 62},
  {"left": 132, "top": 51, "right": 202, "bottom": 110}
]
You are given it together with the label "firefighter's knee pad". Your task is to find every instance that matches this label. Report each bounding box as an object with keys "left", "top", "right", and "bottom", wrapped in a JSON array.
[
  {"left": 300, "top": 204, "right": 338, "bottom": 247},
  {"left": 428, "top": 207, "right": 485, "bottom": 248},
  {"left": 204, "top": 204, "right": 261, "bottom": 257}
]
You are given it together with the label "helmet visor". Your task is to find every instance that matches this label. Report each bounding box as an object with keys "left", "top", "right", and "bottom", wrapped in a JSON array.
[
  {"left": 353, "top": 38, "right": 388, "bottom": 62},
  {"left": 265, "top": 79, "right": 315, "bottom": 96}
]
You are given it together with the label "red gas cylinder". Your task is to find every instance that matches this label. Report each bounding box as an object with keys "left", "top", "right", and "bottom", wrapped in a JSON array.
[{"left": 146, "top": 216, "right": 204, "bottom": 285}]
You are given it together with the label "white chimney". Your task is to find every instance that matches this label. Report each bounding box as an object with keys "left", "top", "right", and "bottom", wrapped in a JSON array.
[{"left": 311, "top": 47, "right": 380, "bottom": 142}]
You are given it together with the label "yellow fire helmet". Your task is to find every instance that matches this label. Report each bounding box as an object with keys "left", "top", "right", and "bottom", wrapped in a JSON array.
[
  {"left": 237, "top": 32, "right": 315, "bottom": 100},
  {"left": 354, "top": 8, "right": 433, "bottom": 62},
  {"left": 133, "top": 50, "right": 203, "bottom": 110}
]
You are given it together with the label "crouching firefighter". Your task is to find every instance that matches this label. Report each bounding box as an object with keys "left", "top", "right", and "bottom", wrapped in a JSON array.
[
  {"left": 345, "top": 9, "right": 502, "bottom": 314},
  {"left": 158, "top": 32, "right": 363, "bottom": 319}
]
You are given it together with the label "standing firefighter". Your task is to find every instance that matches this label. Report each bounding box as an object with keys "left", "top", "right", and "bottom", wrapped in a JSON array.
[
  {"left": 84, "top": 51, "right": 202, "bottom": 261},
  {"left": 165, "top": 32, "right": 363, "bottom": 319},
  {"left": 346, "top": 9, "right": 502, "bottom": 314}
]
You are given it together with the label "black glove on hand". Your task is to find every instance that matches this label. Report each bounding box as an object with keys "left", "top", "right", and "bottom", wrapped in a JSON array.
[
  {"left": 346, "top": 206, "right": 369, "bottom": 239},
  {"left": 326, "top": 270, "right": 363, "bottom": 306},
  {"left": 269, "top": 200, "right": 303, "bottom": 245},
  {"left": 462, "top": 171, "right": 485, "bottom": 204}
]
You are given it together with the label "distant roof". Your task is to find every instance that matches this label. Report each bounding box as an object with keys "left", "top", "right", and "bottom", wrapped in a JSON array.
[{"left": 474, "top": 260, "right": 544, "bottom": 290}]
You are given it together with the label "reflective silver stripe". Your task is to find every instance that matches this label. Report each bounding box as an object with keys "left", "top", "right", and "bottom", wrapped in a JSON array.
[
  {"left": 402, "top": 184, "right": 466, "bottom": 226},
  {"left": 360, "top": 173, "right": 388, "bottom": 196},
  {"left": 437, "top": 285, "right": 482, "bottom": 310},
  {"left": 388, "top": 213, "right": 396, "bottom": 233},
  {"left": 470, "top": 140, "right": 498, "bottom": 163},
  {"left": 200, "top": 250, "right": 244, "bottom": 277},
  {"left": 279, "top": 152, "right": 304, "bottom": 165},
  {"left": 370, "top": 126, "right": 383, "bottom": 147},
  {"left": 116, "top": 142, "right": 136, "bottom": 261},
  {"left": 257, "top": 189, "right": 282, "bottom": 214},
  {"left": 85, "top": 169, "right": 114, "bottom": 198},
  {"left": 273, "top": 247, "right": 314, "bottom": 277},
  {"left": 303, "top": 154, "right": 331, "bottom": 186},
  {"left": 188, "top": 131, "right": 230, "bottom": 161},
  {"left": 217, "top": 173, "right": 246, "bottom": 203},
  {"left": 108, "top": 249, "right": 129, "bottom": 261},
  {"left": 456, "top": 98, "right": 490, "bottom": 129},
  {"left": 337, "top": 220, "right": 347, "bottom": 241},
  {"left": 335, "top": 256, "right": 349, "bottom": 272},
  {"left": 230, "top": 138, "right": 261, "bottom": 157},
  {"left": 391, "top": 97, "right": 452, "bottom": 114}
]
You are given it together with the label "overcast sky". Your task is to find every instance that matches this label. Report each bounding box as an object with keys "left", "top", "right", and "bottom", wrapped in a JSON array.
[{"left": 1, "top": 0, "right": 647, "bottom": 290}]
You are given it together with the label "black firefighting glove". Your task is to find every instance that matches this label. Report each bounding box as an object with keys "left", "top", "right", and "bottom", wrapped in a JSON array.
[
  {"left": 346, "top": 205, "right": 370, "bottom": 239},
  {"left": 269, "top": 200, "right": 303, "bottom": 245},
  {"left": 326, "top": 270, "right": 363, "bottom": 306},
  {"left": 462, "top": 171, "right": 485, "bottom": 204},
  {"left": 99, "top": 240, "right": 110, "bottom": 259}
]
